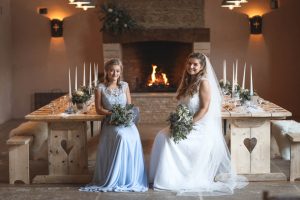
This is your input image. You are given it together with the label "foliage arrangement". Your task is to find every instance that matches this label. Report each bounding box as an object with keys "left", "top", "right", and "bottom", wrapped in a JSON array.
[
  {"left": 167, "top": 104, "right": 194, "bottom": 144},
  {"left": 219, "top": 79, "right": 231, "bottom": 95},
  {"left": 100, "top": 3, "right": 139, "bottom": 35},
  {"left": 239, "top": 89, "right": 251, "bottom": 103},
  {"left": 71, "top": 86, "right": 91, "bottom": 104},
  {"left": 109, "top": 104, "right": 135, "bottom": 127}
]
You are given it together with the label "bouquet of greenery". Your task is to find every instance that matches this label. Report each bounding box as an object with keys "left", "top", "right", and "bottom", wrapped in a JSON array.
[
  {"left": 167, "top": 104, "right": 194, "bottom": 144},
  {"left": 100, "top": 3, "right": 139, "bottom": 35},
  {"left": 239, "top": 89, "right": 251, "bottom": 103},
  {"left": 71, "top": 86, "right": 91, "bottom": 104},
  {"left": 109, "top": 104, "right": 135, "bottom": 127},
  {"left": 239, "top": 89, "right": 258, "bottom": 104},
  {"left": 219, "top": 79, "right": 231, "bottom": 95}
]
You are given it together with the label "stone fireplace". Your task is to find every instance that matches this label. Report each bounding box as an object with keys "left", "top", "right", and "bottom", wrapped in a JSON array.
[
  {"left": 101, "top": 0, "right": 209, "bottom": 123},
  {"left": 103, "top": 28, "right": 210, "bottom": 92}
]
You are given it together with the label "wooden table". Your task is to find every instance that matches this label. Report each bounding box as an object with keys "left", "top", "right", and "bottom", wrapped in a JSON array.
[
  {"left": 222, "top": 99, "right": 292, "bottom": 181},
  {"left": 25, "top": 96, "right": 104, "bottom": 184}
]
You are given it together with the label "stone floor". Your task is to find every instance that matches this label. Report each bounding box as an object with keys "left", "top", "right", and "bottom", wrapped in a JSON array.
[{"left": 0, "top": 120, "right": 300, "bottom": 200}]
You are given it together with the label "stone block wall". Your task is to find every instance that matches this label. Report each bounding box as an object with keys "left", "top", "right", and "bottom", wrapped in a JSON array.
[
  {"left": 132, "top": 93, "right": 177, "bottom": 124},
  {"left": 108, "top": 0, "right": 204, "bottom": 28}
]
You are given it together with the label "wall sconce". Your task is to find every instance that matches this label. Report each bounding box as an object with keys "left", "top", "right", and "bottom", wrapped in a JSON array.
[
  {"left": 270, "top": 0, "right": 279, "bottom": 9},
  {"left": 249, "top": 15, "right": 262, "bottom": 34},
  {"left": 51, "top": 19, "right": 63, "bottom": 37}
]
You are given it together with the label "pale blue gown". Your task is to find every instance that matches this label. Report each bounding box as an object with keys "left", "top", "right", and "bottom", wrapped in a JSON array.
[{"left": 80, "top": 81, "right": 148, "bottom": 192}]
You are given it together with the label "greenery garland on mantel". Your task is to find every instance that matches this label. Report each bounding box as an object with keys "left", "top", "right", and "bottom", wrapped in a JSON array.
[{"left": 99, "top": 3, "right": 141, "bottom": 35}]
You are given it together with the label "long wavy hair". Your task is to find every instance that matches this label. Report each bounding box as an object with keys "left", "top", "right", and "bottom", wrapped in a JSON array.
[
  {"left": 176, "top": 52, "right": 207, "bottom": 100},
  {"left": 103, "top": 58, "right": 123, "bottom": 87}
]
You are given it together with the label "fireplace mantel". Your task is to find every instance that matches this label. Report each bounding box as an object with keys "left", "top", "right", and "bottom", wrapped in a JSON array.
[{"left": 103, "top": 28, "right": 210, "bottom": 44}]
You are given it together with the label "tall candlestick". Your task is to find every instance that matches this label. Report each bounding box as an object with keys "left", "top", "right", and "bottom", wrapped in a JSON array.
[
  {"left": 235, "top": 59, "right": 238, "bottom": 85},
  {"left": 250, "top": 65, "right": 253, "bottom": 96},
  {"left": 232, "top": 63, "right": 235, "bottom": 95},
  {"left": 223, "top": 60, "right": 227, "bottom": 86},
  {"left": 89, "top": 63, "right": 92, "bottom": 89},
  {"left": 69, "top": 68, "right": 72, "bottom": 98},
  {"left": 75, "top": 66, "right": 78, "bottom": 90},
  {"left": 242, "top": 62, "right": 246, "bottom": 90},
  {"left": 83, "top": 63, "right": 86, "bottom": 87},
  {"left": 94, "top": 63, "right": 97, "bottom": 87}
]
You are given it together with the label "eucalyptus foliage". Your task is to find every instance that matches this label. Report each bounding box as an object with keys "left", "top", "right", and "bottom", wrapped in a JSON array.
[
  {"left": 100, "top": 3, "right": 139, "bottom": 35},
  {"left": 109, "top": 104, "right": 135, "bottom": 127},
  {"left": 167, "top": 104, "right": 194, "bottom": 144},
  {"left": 72, "top": 86, "right": 91, "bottom": 104}
]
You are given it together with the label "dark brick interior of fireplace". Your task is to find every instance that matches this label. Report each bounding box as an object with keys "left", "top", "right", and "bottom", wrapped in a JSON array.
[{"left": 122, "top": 41, "right": 193, "bottom": 92}]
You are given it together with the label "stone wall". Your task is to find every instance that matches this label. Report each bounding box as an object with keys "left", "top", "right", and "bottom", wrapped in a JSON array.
[
  {"left": 131, "top": 93, "right": 177, "bottom": 124},
  {"left": 108, "top": 0, "right": 205, "bottom": 28}
]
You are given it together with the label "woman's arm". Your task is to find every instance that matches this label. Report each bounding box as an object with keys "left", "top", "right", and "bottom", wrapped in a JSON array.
[
  {"left": 125, "top": 85, "right": 132, "bottom": 104},
  {"left": 192, "top": 80, "right": 211, "bottom": 123},
  {"left": 94, "top": 89, "right": 112, "bottom": 115}
]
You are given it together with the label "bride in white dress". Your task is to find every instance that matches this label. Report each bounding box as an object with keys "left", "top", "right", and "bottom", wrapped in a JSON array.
[{"left": 149, "top": 53, "right": 247, "bottom": 196}]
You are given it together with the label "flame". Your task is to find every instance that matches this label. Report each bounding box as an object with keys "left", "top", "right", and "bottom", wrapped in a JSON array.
[{"left": 147, "top": 64, "right": 169, "bottom": 86}]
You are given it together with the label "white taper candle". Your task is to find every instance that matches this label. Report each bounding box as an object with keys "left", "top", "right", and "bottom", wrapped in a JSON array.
[
  {"left": 89, "top": 63, "right": 92, "bottom": 88},
  {"left": 235, "top": 59, "right": 238, "bottom": 85},
  {"left": 223, "top": 60, "right": 227, "bottom": 86},
  {"left": 232, "top": 63, "right": 235, "bottom": 95},
  {"left": 242, "top": 62, "right": 246, "bottom": 90},
  {"left": 69, "top": 68, "right": 72, "bottom": 98},
  {"left": 83, "top": 63, "right": 86, "bottom": 87},
  {"left": 75, "top": 66, "right": 78, "bottom": 90},
  {"left": 250, "top": 65, "right": 253, "bottom": 96}
]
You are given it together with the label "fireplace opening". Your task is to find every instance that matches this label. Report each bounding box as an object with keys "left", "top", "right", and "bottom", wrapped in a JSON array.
[{"left": 122, "top": 41, "right": 193, "bottom": 92}]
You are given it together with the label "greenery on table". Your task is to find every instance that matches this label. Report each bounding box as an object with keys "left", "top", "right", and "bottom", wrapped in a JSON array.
[
  {"left": 100, "top": 3, "right": 140, "bottom": 35},
  {"left": 167, "top": 104, "right": 194, "bottom": 144},
  {"left": 71, "top": 86, "right": 91, "bottom": 104},
  {"left": 239, "top": 89, "right": 251, "bottom": 103}
]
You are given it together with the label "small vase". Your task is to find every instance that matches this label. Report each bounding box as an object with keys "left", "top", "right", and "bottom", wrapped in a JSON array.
[{"left": 76, "top": 103, "right": 84, "bottom": 110}]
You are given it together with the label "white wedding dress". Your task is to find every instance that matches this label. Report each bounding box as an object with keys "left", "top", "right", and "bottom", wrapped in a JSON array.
[{"left": 149, "top": 56, "right": 248, "bottom": 196}]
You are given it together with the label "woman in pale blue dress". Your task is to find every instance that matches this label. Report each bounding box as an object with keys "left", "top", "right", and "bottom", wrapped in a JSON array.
[{"left": 80, "top": 59, "right": 148, "bottom": 192}]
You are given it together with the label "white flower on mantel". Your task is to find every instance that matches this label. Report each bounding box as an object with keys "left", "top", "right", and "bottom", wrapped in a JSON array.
[
  {"left": 115, "top": 18, "right": 119, "bottom": 22},
  {"left": 124, "top": 24, "right": 128, "bottom": 28},
  {"left": 108, "top": 8, "right": 113, "bottom": 12}
]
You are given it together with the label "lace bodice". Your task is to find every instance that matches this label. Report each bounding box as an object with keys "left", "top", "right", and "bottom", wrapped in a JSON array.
[
  {"left": 178, "top": 78, "right": 208, "bottom": 115},
  {"left": 179, "top": 93, "right": 200, "bottom": 115},
  {"left": 98, "top": 81, "right": 128, "bottom": 110}
]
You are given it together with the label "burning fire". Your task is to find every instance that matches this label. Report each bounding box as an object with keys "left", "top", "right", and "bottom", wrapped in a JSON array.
[{"left": 147, "top": 64, "right": 170, "bottom": 86}]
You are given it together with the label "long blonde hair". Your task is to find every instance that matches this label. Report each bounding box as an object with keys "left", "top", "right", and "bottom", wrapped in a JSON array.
[
  {"left": 176, "top": 52, "right": 207, "bottom": 100},
  {"left": 103, "top": 58, "right": 123, "bottom": 87}
]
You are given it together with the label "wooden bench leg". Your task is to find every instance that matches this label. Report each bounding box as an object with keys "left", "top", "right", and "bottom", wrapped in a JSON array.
[
  {"left": 290, "top": 143, "right": 300, "bottom": 181},
  {"left": 7, "top": 136, "right": 32, "bottom": 184}
]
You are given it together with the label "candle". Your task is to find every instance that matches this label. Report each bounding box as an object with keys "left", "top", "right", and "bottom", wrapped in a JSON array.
[
  {"left": 68, "top": 68, "right": 72, "bottom": 98},
  {"left": 235, "top": 59, "right": 238, "bottom": 85},
  {"left": 232, "top": 63, "right": 235, "bottom": 95},
  {"left": 89, "top": 63, "right": 92, "bottom": 89},
  {"left": 223, "top": 60, "right": 227, "bottom": 86},
  {"left": 75, "top": 66, "right": 78, "bottom": 90},
  {"left": 83, "top": 63, "right": 86, "bottom": 87},
  {"left": 242, "top": 62, "right": 246, "bottom": 90},
  {"left": 250, "top": 65, "right": 253, "bottom": 96},
  {"left": 94, "top": 63, "right": 97, "bottom": 87},
  {"left": 94, "top": 63, "right": 98, "bottom": 87}
]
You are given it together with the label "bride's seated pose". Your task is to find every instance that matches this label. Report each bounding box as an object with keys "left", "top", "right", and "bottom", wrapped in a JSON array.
[{"left": 149, "top": 52, "right": 247, "bottom": 196}]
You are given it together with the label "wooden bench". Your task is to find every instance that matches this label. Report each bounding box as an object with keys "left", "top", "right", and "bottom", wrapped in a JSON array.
[
  {"left": 7, "top": 136, "right": 33, "bottom": 184},
  {"left": 286, "top": 133, "right": 300, "bottom": 181}
]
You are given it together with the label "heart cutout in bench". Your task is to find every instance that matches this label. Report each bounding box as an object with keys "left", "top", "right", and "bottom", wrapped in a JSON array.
[
  {"left": 61, "top": 140, "right": 73, "bottom": 155},
  {"left": 243, "top": 137, "right": 257, "bottom": 153}
]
